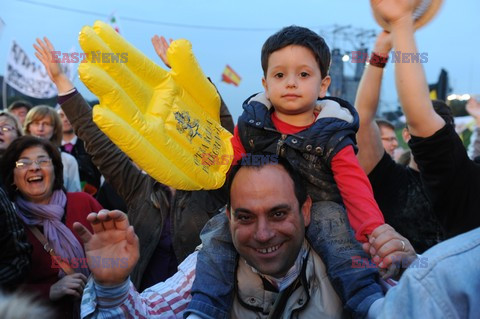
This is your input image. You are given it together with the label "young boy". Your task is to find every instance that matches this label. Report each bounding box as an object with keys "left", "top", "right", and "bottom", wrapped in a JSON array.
[{"left": 187, "top": 26, "right": 385, "bottom": 318}]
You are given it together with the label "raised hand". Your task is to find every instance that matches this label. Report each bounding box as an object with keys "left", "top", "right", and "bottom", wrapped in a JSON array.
[
  {"left": 49, "top": 273, "right": 87, "bottom": 300},
  {"left": 466, "top": 97, "right": 480, "bottom": 124},
  {"left": 33, "top": 37, "right": 74, "bottom": 93},
  {"left": 370, "top": 0, "right": 416, "bottom": 27},
  {"left": 73, "top": 210, "right": 139, "bottom": 286},
  {"left": 151, "top": 35, "right": 173, "bottom": 68},
  {"left": 78, "top": 21, "right": 233, "bottom": 190}
]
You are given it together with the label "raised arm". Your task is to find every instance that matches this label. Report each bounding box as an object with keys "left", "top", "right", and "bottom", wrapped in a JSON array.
[
  {"left": 371, "top": 0, "right": 445, "bottom": 137},
  {"left": 355, "top": 31, "right": 392, "bottom": 174}
]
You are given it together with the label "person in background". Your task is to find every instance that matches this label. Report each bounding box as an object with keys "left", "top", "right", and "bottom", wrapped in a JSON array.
[
  {"left": 371, "top": 0, "right": 480, "bottom": 237},
  {"left": 375, "top": 119, "right": 399, "bottom": 157},
  {"left": 57, "top": 106, "right": 101, "bottom": 195},
  {"left": 0, "top": 136, "right": 101, "bottom": 318},
  {"left": 355, "top": 30, "right": 445, "bottom": 253},
  {"left": 24, "top": 105, "right": 81, "bottom": 192},
  {"left": 466, "top": 97, "right": 480, "bottom": 162},
  {"left": 7, "top": 100, "right": 33, "bottom": 127},
  {"left": 0, "top": 111, "right": 32, "bottom": 290}
]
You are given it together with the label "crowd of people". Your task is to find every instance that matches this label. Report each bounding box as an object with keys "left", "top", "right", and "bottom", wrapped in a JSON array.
[{"left": 1, "top": 0, "right": 479, "bottom": 318}]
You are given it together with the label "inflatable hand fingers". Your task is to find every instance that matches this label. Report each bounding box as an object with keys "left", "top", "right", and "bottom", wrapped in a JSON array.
[{"left": 78, "top": 21, "right": 233, "bottom": 190}]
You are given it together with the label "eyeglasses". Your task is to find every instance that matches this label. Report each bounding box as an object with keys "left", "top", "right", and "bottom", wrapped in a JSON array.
[
  {"left": 15, "top": 158, "right": 52, "bottom": 169},
  {"left": 381, "top": 137, "right": 398, "bottom": 143},
  {"left": 0, "top": 125, "right": 15, "bottom": 132},
  {"left": 30, "top": 121, "right": 53, "bottom": 128}
]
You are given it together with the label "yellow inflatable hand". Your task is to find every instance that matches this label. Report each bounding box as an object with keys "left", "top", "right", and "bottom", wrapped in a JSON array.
[{"left": 78, "top": 21, "right": 233, "bottom": 190}]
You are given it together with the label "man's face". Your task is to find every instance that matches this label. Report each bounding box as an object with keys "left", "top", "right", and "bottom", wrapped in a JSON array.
[
  {"left": 227, "top": 164, "right": 311, "bottom": 278},
  {"left": 10, "top": 107, "right": 28, "bottom": 126},
  {"left": 58, "top": 109, "right": 73, "bottom": 134},
  {"left": 379, "top": 125, "right": 398, "bottom": 157},
  {"left": 28, "top": 116, "right": 54, "bottom": 141}
]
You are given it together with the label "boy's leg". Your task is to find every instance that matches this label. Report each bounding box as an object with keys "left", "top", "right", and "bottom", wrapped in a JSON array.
[
  {"left": 306, "top": 201, "right": 383, "bottom": 318},
  {"left": 185, "top": 211, "right": 236, "bottom": 319}
]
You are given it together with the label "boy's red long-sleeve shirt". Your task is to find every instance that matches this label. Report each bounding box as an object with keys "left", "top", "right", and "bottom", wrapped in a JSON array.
[{"left": 231, "top": 111, "right": 385, "bottom": 242}]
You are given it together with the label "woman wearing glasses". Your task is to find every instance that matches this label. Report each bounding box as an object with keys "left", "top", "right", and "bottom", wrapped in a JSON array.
[
  {"left": 0, "top": 111, "right": 22, "bottom": 155},
  {"left": 0, "top": 136, "right": 102, "bottom": 318},
  {"left": 24, "top": 105, "right": 81, "bottom": 192}
]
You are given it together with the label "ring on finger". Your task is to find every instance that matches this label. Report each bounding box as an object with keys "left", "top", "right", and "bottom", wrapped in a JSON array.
[{"left": 400, "top": 240, "right": 406, "bottom": 252}]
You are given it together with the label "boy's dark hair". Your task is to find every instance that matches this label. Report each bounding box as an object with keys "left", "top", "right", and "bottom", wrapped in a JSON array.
[
  {"left": 226, "top": 154, "right": 307, "bottom": 210},
  {"left": 261, "top": 25, "right": 331, "bottom": 78}
]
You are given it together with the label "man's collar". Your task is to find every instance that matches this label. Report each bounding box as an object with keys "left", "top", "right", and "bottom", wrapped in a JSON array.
[
  {"left": 250, "top": 240, "right": 309, "bottom": 292},
  {"left": 62, "top": 135, "right": 78, "bottom": 146}
]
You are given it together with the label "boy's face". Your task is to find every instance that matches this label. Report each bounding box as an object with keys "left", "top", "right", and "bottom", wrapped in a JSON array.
[{"left": 262, "top": 45, "right": 330, "bottom": 116}]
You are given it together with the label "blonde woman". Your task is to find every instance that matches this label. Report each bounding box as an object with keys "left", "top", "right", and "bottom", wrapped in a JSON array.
[{"left": 24, "top": 106, "right": 81, "bottom": 192}]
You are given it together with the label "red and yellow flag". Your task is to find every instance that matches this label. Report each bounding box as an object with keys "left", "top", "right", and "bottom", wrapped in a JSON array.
[{"left": 221, "top": 65, "right": 241, "bottom": 86}]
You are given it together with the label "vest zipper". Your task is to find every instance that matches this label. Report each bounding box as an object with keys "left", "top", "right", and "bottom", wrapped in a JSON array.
[{"left": 277, "top": 134, "right": 287, "bottom": 157}]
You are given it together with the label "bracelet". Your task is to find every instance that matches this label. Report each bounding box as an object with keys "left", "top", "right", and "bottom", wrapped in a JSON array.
[{"left": 369, "top": 52, "right": 389, "bottom": 68}]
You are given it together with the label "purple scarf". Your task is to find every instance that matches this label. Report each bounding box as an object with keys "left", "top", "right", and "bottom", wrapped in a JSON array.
[{"left": 15, "top": 190, "right": 89, "bottom": 277}]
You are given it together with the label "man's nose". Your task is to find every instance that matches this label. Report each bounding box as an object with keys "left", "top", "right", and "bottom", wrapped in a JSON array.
[
  {"left": 254, "top": 219, "right": 275, "bottom": 242},
  {"left": 392, "top": 139, "right": 399, "bottom": 148}
]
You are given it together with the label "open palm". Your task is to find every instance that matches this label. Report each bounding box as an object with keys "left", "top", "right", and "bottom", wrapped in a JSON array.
[{"left": 74, "top": 210, "right": 139, "bottom": 286}]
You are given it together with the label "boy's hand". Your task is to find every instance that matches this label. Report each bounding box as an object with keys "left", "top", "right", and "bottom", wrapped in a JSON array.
[
  {"left": 370, "top": 0, "right": 416, "bottom": 27},
  {"left": 73, "top": 210, "right": 139, "bottom": 286},
  {"left": 78, "top": 21, "right": 233, "bottom": 190}
]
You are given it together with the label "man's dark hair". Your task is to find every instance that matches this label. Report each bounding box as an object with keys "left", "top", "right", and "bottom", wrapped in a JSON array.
[
  {"left": 261, "top": 25, "right": 331, "bottom": 78},
  {"left": 226, "top": 154, "right": 307, "bottom": 210},
  {"left": 7, "top": 100, "right": 33, "bottom": 113},
  {"left": 1, "top": 136, "right": 64, "bottom": 200},
  {"left": 375, "top": 118, "right": 395, "bottom": 131}
]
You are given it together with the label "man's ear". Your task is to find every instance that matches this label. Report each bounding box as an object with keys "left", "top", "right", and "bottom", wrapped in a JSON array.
[
  {"left": 301, "top": 196, "right": 312, "bottom": 227},
  {"left": 262, "top": 77, "right": 270, "bottom": 99},
  {"left": 319, "top": 75, "right": 331, "bottom": 98},
  {"left": 226, "top": 206, "right": 232, "bottom": 221},
  {"left": 402, "top": 127, "right": 411, "bottom": 143}
]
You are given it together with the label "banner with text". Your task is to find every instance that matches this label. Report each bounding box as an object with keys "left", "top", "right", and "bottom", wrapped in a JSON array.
[{"left": 4, "top": 41, "right": 75, "bottom": 99}]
